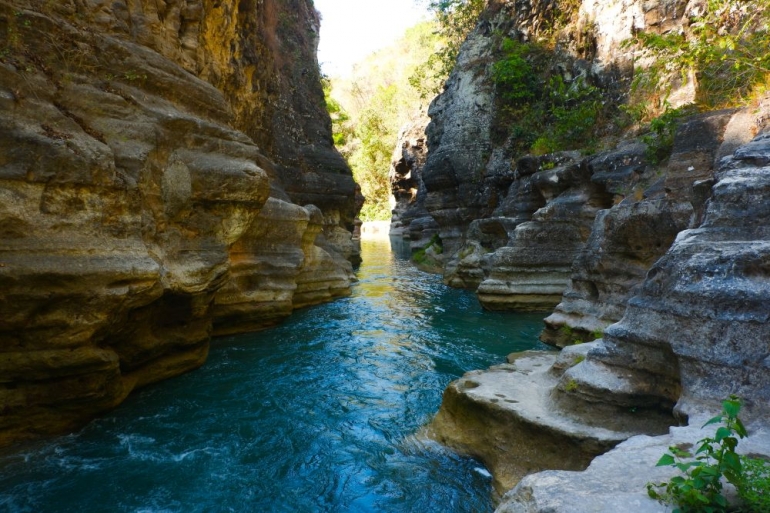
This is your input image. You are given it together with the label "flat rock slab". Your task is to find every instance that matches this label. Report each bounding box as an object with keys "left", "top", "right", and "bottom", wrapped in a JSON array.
[
  {"left": 497, "top": 420, "right": 770, "bottom": 512},
  {"left": 428, "top": 351, "right": 636, "bottom": 492}
]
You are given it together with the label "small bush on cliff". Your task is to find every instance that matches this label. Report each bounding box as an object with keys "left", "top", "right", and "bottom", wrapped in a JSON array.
[
  {"left": 491, "top": 38, "right": 606, "bottom": 156},
  {"left": 410, "top": 0, "right": 486, "bottom": 99},
  {"left": 492, "top": 38, "right": 537, "bottom": 105},
  {"left": 647, "top": 397, "right": 770, "bottom": 513},
  {"left": 641, "top": 105, "right": 690, "bottom": 165},
  {"left": 628, "top": 0, "right": 770, "bottom": 110}
]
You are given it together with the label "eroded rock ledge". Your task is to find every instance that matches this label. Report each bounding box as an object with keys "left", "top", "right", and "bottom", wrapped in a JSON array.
[
  {"left": 428, "top": 131, "right": 770, "bottom": 511},
  {"left": 415, "top": 0, "right": 770, "bottom": 507},
  {"left": 0, "top": 0, "right": 359, "bottom": 444}
]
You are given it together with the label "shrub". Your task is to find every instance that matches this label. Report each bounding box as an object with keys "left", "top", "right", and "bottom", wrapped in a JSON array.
[
  {"left": 739, "top": 455, "right": 770, "bottom": 512},
  {"left": 647, "top": 396, "right": 770, "bottom": 513},
  {"left": 641, "top": 105, "right": 689, "bottom": 165},
  {"left": 491, "top": 39, "right": 605, "bottom": 156},
  {"left": 492, "top": 39, "right": 537, "bottom": 105},
  {"left": 629, "top": 0, "right": 770, "bottom": 109}
]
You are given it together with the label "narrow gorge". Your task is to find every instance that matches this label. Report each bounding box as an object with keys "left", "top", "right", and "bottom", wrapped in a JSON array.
[{"left": 2, "top": 0, "right": 769, "bottom": 511}]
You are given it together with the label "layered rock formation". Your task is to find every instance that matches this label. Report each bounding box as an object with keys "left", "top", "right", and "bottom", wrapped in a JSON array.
[
  {"left": 412, "top": 0, "right": 770, "bottom": 508},
  {"left": 541, "top": 110, "right": 739, "bottom": 346},
  {"left": 0, "top": 0, "right": 358, "bottom": 444},
  {"left": 429, "top": 119, "right": 770, "bottom": 511},
  {"left": 496, "top": 129, "right": 770, "bottom": 512},
  {"left": 389, "top": 110, "right": 431, "bottom": 241}
]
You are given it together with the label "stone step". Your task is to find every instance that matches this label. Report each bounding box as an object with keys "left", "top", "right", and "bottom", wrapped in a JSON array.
[
  {"left": 552, "top": 345, "right": 678, "bottom": 434},
  {"left": 426, "top": 349, "right": 663, "bottom": 493},
  {"left": 497, "top": 420, "right": 770, "bottom": 512}
]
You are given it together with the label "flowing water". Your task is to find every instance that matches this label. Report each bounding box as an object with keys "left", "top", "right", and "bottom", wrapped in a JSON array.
[{"left": 0, "top": 238, "right": 549, "bottom": 513}]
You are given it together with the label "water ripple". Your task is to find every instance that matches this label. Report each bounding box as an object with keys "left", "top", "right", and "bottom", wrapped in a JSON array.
[{"left": 0, "top": 239, "right": 549, "bottom": 513}]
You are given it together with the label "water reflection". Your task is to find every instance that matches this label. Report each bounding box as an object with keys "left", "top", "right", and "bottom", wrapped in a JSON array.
[{"left": 0, "top": 239, "right": 549, "bottom": 513}]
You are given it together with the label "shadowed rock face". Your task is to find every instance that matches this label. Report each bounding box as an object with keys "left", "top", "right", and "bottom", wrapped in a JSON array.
[
  {"left": 493, "top": 127, "right": 770, "bottom": 513},
  {"left": 389, "top": 111, "right": 431, "bottom": 245},
  {"left": 0, "top": 0, "right": 358, "bottom": 444},
  {"left": 476, "top": 153, "right": 613, "bottom": 310},
  {"left": 428, "top": 113, "right": 770, "bottom": 511},
  {"left": 589, "top": 130, "right": 770, "bottom": 423},
  {"left": 415, "top": 0, "right": 696, "bottom": 296}
]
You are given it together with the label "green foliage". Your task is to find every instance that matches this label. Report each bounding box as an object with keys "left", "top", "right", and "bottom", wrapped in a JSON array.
[
  {"left": 491, "top": 39, "right": 537, "bottom": 104},
  {"left": 641, "top": 105, "right": 689, "bottom": 165},
  {"left": 410, "top": 0, "right": 486, "bottom": 99},
  {"left": 327, "top": 22, "right": 442, "bottom": 222},
  {"left": 491, "top": 38, "right": 606, "bottom": 156},
  {"left": 349, "top": 88, "right": 398, "bottom": 221},
  {"left": 428, "top": 233, "right": 443, "bottom": 254},
  {"left": 739, "top": 455, "right": 770, "bottom": 511},
  {"left": 647, "top": 396, "right": 770, "bottom": 513},
  {"left": 629, "top": 0, "right": 770, "bottom": 109},
  {"left": 412, "top": 233, "right": 443, "bottom": 264},
  {"left": 322, "top": 75, "right": 351, "bottom": 147},
  {"left": 564, "top": 379, "right": 579, "bottom": 392}
]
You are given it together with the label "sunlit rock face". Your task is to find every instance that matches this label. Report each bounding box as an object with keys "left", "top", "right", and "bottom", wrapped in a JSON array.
[
  {"left": 415, "top": 0, "right": 697, "bottom": 297},
  {"left": 0, "top": 0, "right": 358, "bottom": 444},
  {"left": 428, "top": 346, "right": 674, "bottom": 495},
  {"left": 541, "top": 110, "right": 740, "bottom": 346}
]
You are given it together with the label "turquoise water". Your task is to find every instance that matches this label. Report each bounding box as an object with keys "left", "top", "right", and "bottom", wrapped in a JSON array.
[{"left": 0, "top": 239, "right": 548, "bottom": 513}]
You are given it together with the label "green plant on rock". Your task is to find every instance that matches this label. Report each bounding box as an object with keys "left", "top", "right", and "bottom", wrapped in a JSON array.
[
  {"left": 492, "top": 38, "right": 537, "bottom": 105},
  {"left": 412, "top": 234, "right": 444, "bottom": 265},
  {"left": 739, "top": 455, "right": 770, "bottom": 511},
  {"left": 628, "top": 0, "right": 770, "bottom": 110},
  {"left": 410, "top": 0, "right": 486, "bottom": 99},
  {"left": 491, "top": 38, "right": 606, "bottom": 156},
  {"left": 641, "top": 104, "right": 693, "bottom": 165},
  {"left": 647, "top": 396, "right": 770, "bottom": 513}
]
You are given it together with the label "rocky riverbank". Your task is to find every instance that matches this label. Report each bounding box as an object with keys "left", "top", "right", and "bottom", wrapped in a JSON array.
[{"left": 395, "top": 0, "right": 770, "bottom": 509}]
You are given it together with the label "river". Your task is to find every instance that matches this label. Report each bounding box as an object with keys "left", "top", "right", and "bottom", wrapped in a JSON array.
[{"left": 0, "top": 239, "right": 548, "bottom": 513}]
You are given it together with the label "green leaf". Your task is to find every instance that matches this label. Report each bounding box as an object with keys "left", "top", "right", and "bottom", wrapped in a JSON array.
[
  {"left": 715, "top": 427, "right": 732, "bottom": 442},
  {"left": 657, "top": 454, "right": 676, "bottom": 467},
  {"left": 734, "top": 418, "right": 748, "bottom": 438},
  {"left": 723, "top": 451, "right": 741, "bottom": 472},
  {"left": 703, "top": 415, "right": 724, "bottom": 427},
  {"left": 723, "top": 398, "right": 741, "bottom": 418}
]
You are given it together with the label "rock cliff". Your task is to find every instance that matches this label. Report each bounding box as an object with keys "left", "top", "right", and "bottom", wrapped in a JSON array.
[
  {"left": 408, "top": 0, "right": 770, "bottom": 509},
  {"left": 0, "top": 0, "right": 358, "bottom": 444}
]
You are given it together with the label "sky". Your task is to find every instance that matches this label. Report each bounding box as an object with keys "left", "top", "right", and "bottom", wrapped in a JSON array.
[{"left": 314, "top": 0, "right": 428, "bottom": 77}]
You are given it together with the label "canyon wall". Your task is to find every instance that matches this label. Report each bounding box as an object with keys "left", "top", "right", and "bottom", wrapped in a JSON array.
[
  {"left": 406, "top": 0, "right": 770, "bottom": 508},
  {"left": 0, "top": 0, "right": 359, "bottom": 444}
]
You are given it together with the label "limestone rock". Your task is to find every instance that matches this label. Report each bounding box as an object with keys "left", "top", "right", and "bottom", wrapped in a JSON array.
[
  {"left": 540, "top": 110, "right": 741, "bottom": 347},
  {"left": 389, "top": 111, "right": 431, "bottom": 243},
  {"left": 497, "top": 421, "right": 770, "bottom": 513},
  {"left": 428, "top": 345, "right": 673, "bottom": 494},
  {"left": 408, "top": 0, "right": 697, "bottom": 293},
  {"left": 0, "top": 0, "right": 359, "bottom": 444},
  {"left": 476, "top": 154, "right": 612, "bottom": 310}
]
